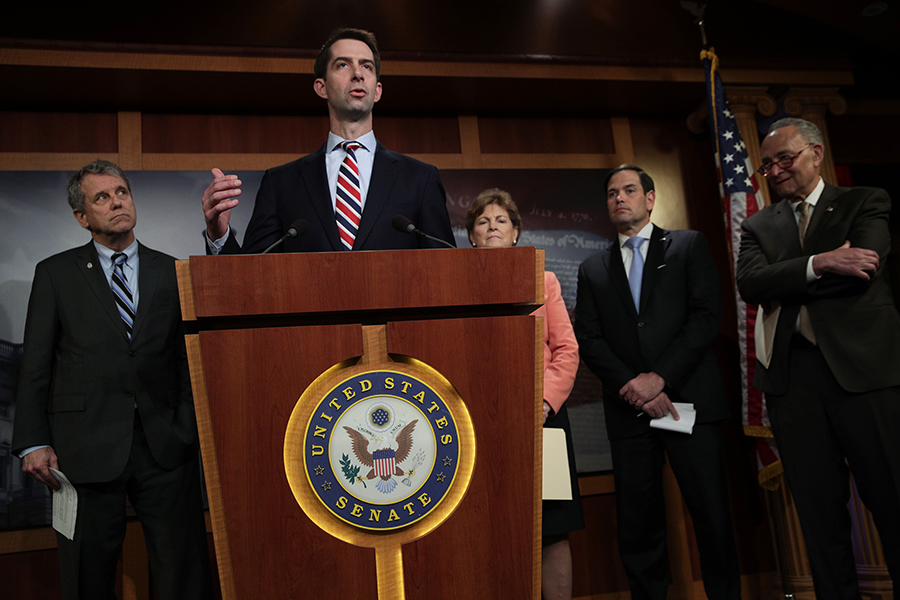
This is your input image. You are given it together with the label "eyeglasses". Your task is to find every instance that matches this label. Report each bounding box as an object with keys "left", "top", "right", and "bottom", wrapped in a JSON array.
[
  {"left": 757, "top": 143, "right": 812, "bottom": 176},
  {"left": 757, "top": 142, "right": 813, "bottom": 177}
]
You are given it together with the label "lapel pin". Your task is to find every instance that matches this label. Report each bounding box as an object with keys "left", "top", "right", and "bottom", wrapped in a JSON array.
[
  {"left": 658, "top": 264, "right": 666, "bottom": 269},
  {"left": 87, "top": 262, "right": 93, "bottom": 269},
  {"left": 826, "top": 207, "right": 834, "bottom": 212}
]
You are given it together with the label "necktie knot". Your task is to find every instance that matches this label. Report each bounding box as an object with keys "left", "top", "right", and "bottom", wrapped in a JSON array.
[
  {"left": 624, "top": 237, "right": 644, "bottom": 251},
  {"left": 112, "top": 253, "right": 128, "bottom": 280},
  {"left": 340, "top": 141, "right": 362, "bottom": 156}
]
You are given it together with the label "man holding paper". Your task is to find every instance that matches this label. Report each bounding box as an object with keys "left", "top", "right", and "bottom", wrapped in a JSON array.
[
  {"left": 12, "top": 160, "right": 213, "bottom": 600},
  {"left": 575, "top": 164, "right": 740, "bottom": 599}
]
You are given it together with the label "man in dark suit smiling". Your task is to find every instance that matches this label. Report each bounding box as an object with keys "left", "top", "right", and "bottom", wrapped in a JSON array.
[
  {"left": 575, "top": 164, "right": 740, "bottom": 599},
  {"left": 737, "top": 117, "right": 900, "bottom": 598},
  {"left": 13, "top": 160, "right": 212, "bottom": 600},
  {"left": 201, "top": 28, "right": 454, "bottom": 254}
]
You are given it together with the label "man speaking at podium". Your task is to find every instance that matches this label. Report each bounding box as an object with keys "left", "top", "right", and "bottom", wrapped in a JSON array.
[{"left": 201, "top": 28, "right": 455, "bottom": 253}]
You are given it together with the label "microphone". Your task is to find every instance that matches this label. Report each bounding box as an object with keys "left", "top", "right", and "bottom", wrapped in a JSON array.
[
  {"left": 391, "top": 215, "right": 455, "bottom": 249},
  {"left": 262, "top": 219, "right": 309, "bottom": 254}
]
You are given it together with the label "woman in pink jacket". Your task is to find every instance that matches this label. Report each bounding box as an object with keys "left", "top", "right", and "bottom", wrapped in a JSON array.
[{"left": 466, "top": 189, "right": 585, "bottom": 600}]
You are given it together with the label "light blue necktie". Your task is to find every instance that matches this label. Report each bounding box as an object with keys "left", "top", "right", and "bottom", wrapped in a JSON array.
[{"left": 624, "top": 237, "right": 645, "bottom": 310}]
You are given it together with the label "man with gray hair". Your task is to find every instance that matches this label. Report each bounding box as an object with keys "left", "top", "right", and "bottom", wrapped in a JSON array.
[
  {"left": 737, "top": 118, "right": 900, "bottom": 597},
  {"left": 12, "top": 159, "right": 213, "bottom": 599}
]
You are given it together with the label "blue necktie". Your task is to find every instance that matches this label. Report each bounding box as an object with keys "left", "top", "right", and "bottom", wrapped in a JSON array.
[
  {"left": 111, "top": 253, "right": 135, "bottom": 339},
  {"left": 624, "top": 237, "right": 645, "bottom": 311}
]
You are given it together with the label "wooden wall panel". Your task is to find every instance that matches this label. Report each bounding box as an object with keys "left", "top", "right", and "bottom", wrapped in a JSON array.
[
  {"left": 370, "top": 116, "right": 462, "bottom": 154},
  {"left": 0, "top": 111, "right": 117, "bottom": 153},
  {"left": 141, "top": 114, "right": 330, "bottom": 154},
  {"left": 570, "top": 492, "right": 630, "bottom": 596},
  {"left": 478, "top": 117, "right": 615, "bottom": 155},
  {"left": 1, "top": 104, "right": 778, "bottom": 599},
  {"left": 0, "top": 548, "right": 62, "bottom": 598}
]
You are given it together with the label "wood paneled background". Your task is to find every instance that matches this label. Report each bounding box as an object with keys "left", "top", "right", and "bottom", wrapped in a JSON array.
[{"left": 2, "top": 38, "right": 899, "bottom": 599}]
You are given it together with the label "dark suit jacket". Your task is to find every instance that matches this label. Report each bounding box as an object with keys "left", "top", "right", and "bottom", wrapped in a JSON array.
[
  {"left": 12, "top": 241, "right": 197, "bottom": 484},
  {"left": 737, "top": 183, "right": 900, "bottom": 395},
  {"left": 575, "top": 226, "right": 728, "bottom": 440},
  {"left": 219, "top": 141, "right": 455, "bottom": 253}
]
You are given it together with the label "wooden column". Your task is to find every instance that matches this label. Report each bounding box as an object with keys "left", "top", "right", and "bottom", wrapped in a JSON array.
[
  {"left": 848, "top": 483, "right": 894, "bottom": 600},
  {"left": 783, "top": 87, "right": 847, "bottom": 186},
  {"left": 728, "top": 86, "right": 777, "bottom": 208},
  {"left": 684, "top": 86, "right": 775, "bottom": 207},
  {"left": 117, "top": 111, "right": 143, "bottom": 170},
  {"left": 769, "top": 475, "right": 894, "bottom": 599},
  {"left": 765, "top": 475, "right": 815, "bottom": 599}
]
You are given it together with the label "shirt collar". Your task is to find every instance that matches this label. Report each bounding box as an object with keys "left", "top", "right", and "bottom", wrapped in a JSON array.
[
  {"left": 327, "top": 130, "right": 377, "bottom": 154},
  {"left": 791, "top": 177, "right": 825, "bottom": 210},
  {"left": 617, "top": 221, "right": 654, "bottom": 249},
  {"left": 93, "top": 239, "right": 138, "bottom": 269}
]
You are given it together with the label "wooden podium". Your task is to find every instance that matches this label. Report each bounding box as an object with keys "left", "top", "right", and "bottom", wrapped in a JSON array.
[{"left": 176, "top": 247, "right": 545, "bottom": 600}]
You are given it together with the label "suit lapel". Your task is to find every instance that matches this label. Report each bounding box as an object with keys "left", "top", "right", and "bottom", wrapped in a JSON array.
[
  {"left": 640, "top": 225, "right": 670, "bottom": 314},
  {"left": 76, "top": 241, "right": 130, "bottom": 341},
  {"left": 355, "top": 141, "right": 396, "bottom": 249},
  {"left": 130, "top": 243, "right": 159, "bottom": 342},
  {"left": 804, "top": 182, "right": 839, "bottom": 245},
  {"left": 770, "top": 199, "right": 804, "bottom": 257},
  {"left": 300, "top": 145, "right": 343, "bottom": 251},
  {"left": 605, "top": 241, "right": 639, "bottom": 319}
]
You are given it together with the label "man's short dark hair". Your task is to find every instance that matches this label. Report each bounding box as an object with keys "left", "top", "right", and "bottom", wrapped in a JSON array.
[
  {"left": 67, "top": 159, "right": 131, "bottom": 213},
  {"left": 603, "top": 164, "right": 655, "bottom": 195},
  {"left": 313, "top": 28, "right": 381, "bottom": 81}
]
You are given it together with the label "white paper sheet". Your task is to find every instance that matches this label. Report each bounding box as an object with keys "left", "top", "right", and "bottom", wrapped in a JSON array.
[
  {"left": 50, "top": 468, "right": 77, "bottom": 541},
  {"left": 648, "top": 402, "right": 696, "bottom": 434},
  {"left": 754, "top": 302, "right": 781, "bottom": 369},
  {"left": 542, "top": 428, "right": 573, "bottom": 500}
]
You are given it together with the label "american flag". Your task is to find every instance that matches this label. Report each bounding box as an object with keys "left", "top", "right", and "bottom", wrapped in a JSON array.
[{"left": 702, "top": 48, "right": 781, "bottom": 489}]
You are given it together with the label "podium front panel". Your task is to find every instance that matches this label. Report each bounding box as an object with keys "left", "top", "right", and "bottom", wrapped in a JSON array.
[{"left": 189, "top": 317, "right": 539, "bottom": 599}]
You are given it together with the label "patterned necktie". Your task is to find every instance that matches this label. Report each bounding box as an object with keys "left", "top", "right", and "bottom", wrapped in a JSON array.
[
  {"left": 624, "top": 237, "right": 645, "bottom": 311},
  {"left": 111, "top": 252, "right": 135, "bottom": 339},
  {"left": 335, "top": 141, "right": 363, "bottom": 250},
  {"left": 796, "top": 201, "right": 817, "bottom": 344}
]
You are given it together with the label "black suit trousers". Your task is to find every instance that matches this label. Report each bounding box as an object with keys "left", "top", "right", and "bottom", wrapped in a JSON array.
[
  {"left": 610, "top": 422, "right": 740, "bottom": 600},
  {"left": 56, "top": 412, "right": 213, "bottom": 600},
  {"left": 767, "top": 337, "right": 900, "bottom": 600}
]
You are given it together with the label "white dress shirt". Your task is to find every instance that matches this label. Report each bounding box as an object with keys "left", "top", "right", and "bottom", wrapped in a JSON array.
[{"left": 618, "top": 221, "right": 655, "bottom": 283}]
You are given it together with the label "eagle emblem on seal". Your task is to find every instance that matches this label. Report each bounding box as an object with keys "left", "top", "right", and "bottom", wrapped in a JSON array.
[{"left": 343, "top": 420, "right": 419, "bottom": 493}]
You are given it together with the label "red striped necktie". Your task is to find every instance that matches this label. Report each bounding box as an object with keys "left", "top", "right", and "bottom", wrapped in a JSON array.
[{"left": 335, "top": 141, "right": 364, "bottom": 250}]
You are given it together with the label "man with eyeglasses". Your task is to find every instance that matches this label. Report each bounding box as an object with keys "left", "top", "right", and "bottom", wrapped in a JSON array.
[{"left": 737, "top": 117, "right": 900, "bottom": 598}]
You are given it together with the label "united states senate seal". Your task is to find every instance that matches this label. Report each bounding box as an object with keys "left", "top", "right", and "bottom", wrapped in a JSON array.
[{"left": 301, "top": 370, "right": 461, "bottom": 531}]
